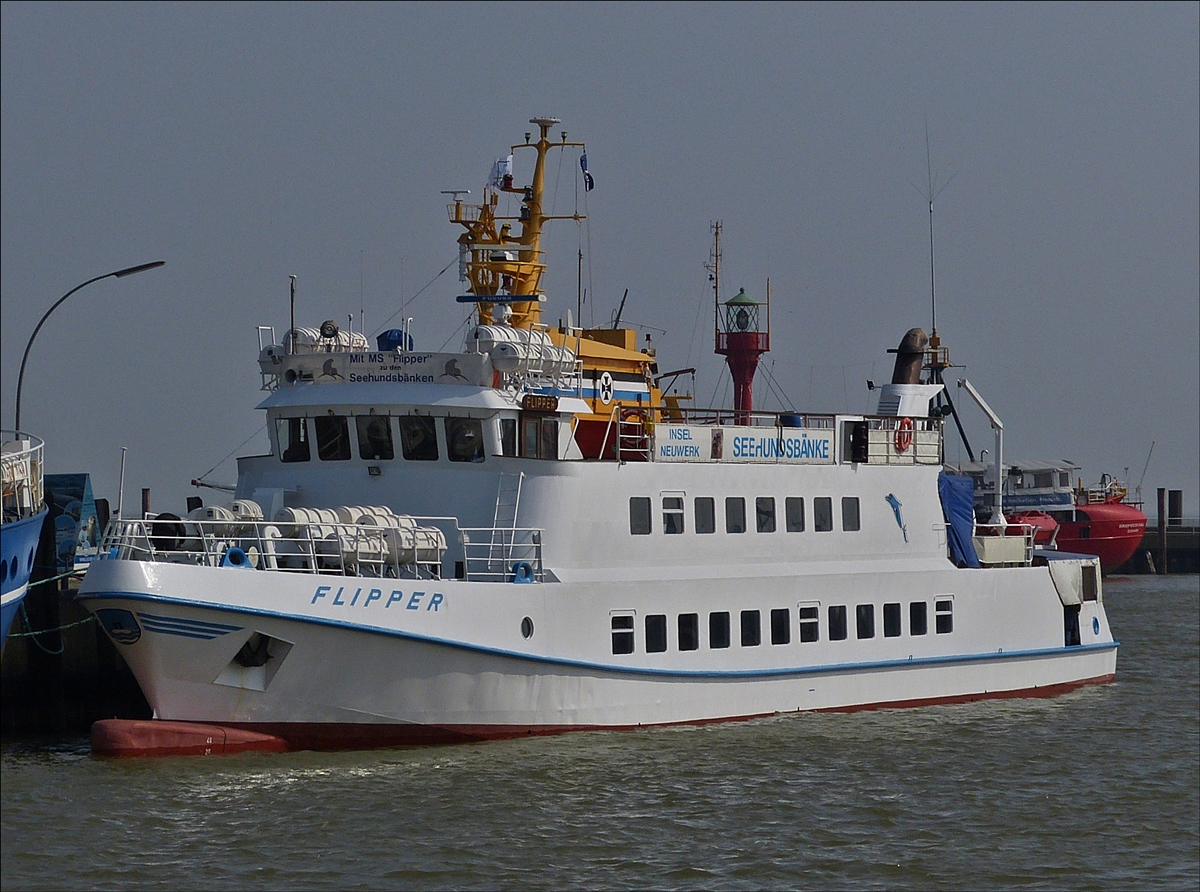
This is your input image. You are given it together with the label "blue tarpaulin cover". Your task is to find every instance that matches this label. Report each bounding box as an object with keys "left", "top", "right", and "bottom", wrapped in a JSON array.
[{"left": 938, "top": 471, "right": 980, "bottom": 568}]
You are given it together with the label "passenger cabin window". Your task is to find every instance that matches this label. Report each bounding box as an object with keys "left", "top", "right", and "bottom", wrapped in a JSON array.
[
  {"left": 646, "top": 614, "right": 667, "bottom": 653},
  {"left": 726, "top": 497, "right": 746, "bottom": 534},
  {"left": 663, "top": 496, "right": 685, "bottom": 534},
  {"left": 935, "top": 599, "right": 954, "bottom": 634},
  {"left": 278, "top": 417, "right": 310, "bottom": 463},
  {"left": 445, "top": 417, "right": 485, "bottom": 463},
  {"left": 814, "top": 497, "right": 833, "bottom": 532},
  {"left": 883, "top": 602, "right": 901, "bottom": 637},
  {"left": 695, "top": 497, "right": 716, "bottom": 534},
  {"left": 678, "top": 613, "right": 699, "bottom": 651},
  {"left": 740, "top": 610, "right": 761, "bottom": 646},
  {"left": 829, "top": 605, "right": 848, "bottom": 641},
  {"left": 357, "top": 415, "right": 394, "bottom": 461},
  {"left": 842, "top": 497, "right": 860, "bottom": 531},
  {"left": 399, "top": 416, "right": 439, "bottom": 461},
  {"left": 629, "top": 497, "right": 652, "bottom": 535},
  {"left": 500, "top": 418, "right": 518, "bottom": 456},
  {"left": 785, "top": 497, "right": 805, "bottom": 532},
  {"left": 770, "top": 608, "right": 790, "bottom": 645},
  {"left": 798, "top": 603, "right": 820, "bottom": 642},
  {"left": 856, "top": 604, "right": 875, "bottom": 639},
  {"left": 709, "top": 611, "right": 730, "bottom": 648},
  {"left": 910, "top": 601, "right": 928, "bottom": 636},
  {"left": 314, "top": 415, "right": 351, "bottom": 461},
  {"left": 611, "top": 614, "right": 634, "bottom": 654},
  {"left": 756, "top": 497, "right": 776, "bottom": 533}
]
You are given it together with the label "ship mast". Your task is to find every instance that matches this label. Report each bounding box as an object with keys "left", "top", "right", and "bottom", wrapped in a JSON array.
[{"left": 447, "top": 117, "right": 586, "bottom": 330}]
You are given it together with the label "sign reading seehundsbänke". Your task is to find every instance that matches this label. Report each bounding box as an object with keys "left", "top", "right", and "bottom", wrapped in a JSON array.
[{"left": 655, "top": 425, "right": 835, "bottom": 464}]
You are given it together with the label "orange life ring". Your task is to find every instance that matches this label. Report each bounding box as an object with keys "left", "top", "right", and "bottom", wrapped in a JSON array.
[{"left": 894, "top": 417, "right": 914, "bottom": 452}]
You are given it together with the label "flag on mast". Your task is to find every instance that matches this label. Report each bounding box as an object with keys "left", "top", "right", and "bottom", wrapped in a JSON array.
[{"left": 580, "top": 153, "right": 595, "bottom": 191}]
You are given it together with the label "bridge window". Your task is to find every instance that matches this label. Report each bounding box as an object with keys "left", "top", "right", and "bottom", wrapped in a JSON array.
[
  {"left": 500, "top": 418, "right": 517, "bottom": 456},
  {"left": 678, "top": 613, "right": 699, "bottom": 651},
  {"left": 646, "top": 614, "right": 667, "bottom": 653},
  {"left": 709, "top": 611, "right": 730, "bottom": 648},
  {"left": 756, "top": 497, "right": 776, "bottom": 533},
  {"left": 314, "top": 415, "right": 351, "bottom": 461},
  {"left": 357, "top": 415, "right": 394, "bottom": 461},
  {"left": 726, "top": 497, "right": 746, "bottom": 534},
  {"left": 740, "top": 610, "right": 761, "bottom": 646},
  {"left": 695, "top": 497, "right": 716, "bottom": 534},
  {"left": 399, "top": 416, "right": 439, "bottom": 461},
  {"left": 445, "top": 417, "right": 485, "bottom": 463},
  {"left": 277, "top": 417, "right": 310, "bottom": 463},
  {"left": 814, "top": 497, "right": 833, "bottom": 532},
  {"left": 785, "top": 497, "right": 805, "bottom": 532},
  {"left": 829, "top": 605, "right": 848, "bottom": 641},
  {"left": 629, "top": 497, "right": 652, "bottom": 535},
  {"left": 842, "top": 497, "right": 860, "bottom": 531}
]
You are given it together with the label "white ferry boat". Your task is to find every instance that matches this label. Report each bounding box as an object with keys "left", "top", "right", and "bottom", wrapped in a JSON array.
[{"left": 78, "top": 119, "right": 1117, "bottom": 755}]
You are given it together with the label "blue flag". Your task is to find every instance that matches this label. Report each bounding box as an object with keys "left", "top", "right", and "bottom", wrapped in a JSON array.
[{"left": 580, "top": 153, "right": 595, "bottom": 191}]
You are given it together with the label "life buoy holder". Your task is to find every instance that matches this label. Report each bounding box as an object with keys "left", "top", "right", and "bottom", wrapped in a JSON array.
[{"left": 894, "top": 417, "right": 914, "bottom": 452}]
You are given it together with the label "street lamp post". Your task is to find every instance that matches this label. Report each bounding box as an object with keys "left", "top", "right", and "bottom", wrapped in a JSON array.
[{"left": 13, "top": 260, "right": 165, "bottom": 431}]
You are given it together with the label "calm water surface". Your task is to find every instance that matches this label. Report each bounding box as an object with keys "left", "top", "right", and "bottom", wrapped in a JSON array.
[{"left": 3, "top": 575, "right": 1197, "bottom": 890}]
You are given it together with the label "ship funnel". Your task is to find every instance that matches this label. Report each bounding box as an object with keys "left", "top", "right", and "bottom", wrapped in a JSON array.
[{"left": 890, "top": 328, "right": 928, "bottom": 384}]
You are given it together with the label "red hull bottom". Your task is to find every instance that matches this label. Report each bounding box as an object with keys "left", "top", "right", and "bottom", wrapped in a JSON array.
[{"left": 90, "top": 673, "right": 1115, "bottom": 757}]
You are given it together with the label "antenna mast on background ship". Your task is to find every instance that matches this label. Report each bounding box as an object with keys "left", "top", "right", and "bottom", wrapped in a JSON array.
[{"left": 918, "top": 123, "right": 974, "bottom": 462}]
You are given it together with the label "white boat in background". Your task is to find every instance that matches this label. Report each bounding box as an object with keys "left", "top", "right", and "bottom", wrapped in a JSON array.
[
  {"left": 2, "top": 430, "right": 48, "bottom": 650},
  {"left": 78, "top": 118, "right": 1117, "bottom": 756}
]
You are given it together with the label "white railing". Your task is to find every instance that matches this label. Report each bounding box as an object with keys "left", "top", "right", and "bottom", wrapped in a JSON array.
[
  {"left": 1, "top": 430, "right": 45, "bottom": 523},
  {"left": 460, "top": 527, "right": 544, "bottom": 582}
]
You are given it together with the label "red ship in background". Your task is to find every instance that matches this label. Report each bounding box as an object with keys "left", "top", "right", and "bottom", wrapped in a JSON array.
[{"left": 943, "top": 459, "right": 1148, "bottom": 573}]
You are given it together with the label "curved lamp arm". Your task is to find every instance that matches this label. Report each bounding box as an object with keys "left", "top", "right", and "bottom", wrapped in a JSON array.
[{"left": 14, "top": 260, "right": 165, "bottom": 431}]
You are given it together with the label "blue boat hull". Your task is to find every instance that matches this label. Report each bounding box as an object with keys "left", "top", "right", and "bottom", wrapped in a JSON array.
[{"left": 1, "top": 507, "right": 48, "bottom": 649}]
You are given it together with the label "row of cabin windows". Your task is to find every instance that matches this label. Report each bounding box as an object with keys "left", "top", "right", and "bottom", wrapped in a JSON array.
[
  {"left": 277, "top": 413, "right": 560, "bottom": 464},
  {"left": 630, "top": 495, "right": 860, "bottom": 535},
  {"left": 611, "top": 599, "right": 954, "bottom": 654},
  {"left": 278, "top": 415, "right": 485, "bottom": 464}
]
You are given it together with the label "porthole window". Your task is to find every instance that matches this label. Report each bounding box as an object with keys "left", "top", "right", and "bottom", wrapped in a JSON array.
[
  {"left": 646, "top": 614, "right": 667, "bottom": 653},
  {"left": 883, "top": 602, "right": 901, "bottom": 637},
  {"left": 709, "top": 611, "right": 730, "bottom": 648},
  {"left": 798, "top": 603, "right": 820, "bottom": 642},
  {"left": 740, "top": 610, "right": 761, "bottom": 647},
  {"left": 726, "top": 497, "right": 746, "bottom": 534},
  {"left": 695, "top": 497, "right": 716, "bottom": 534},
  {"left": 770, "top": 608, "right": 790, "bottom": 645},
  {"left": 678, "top": 613, "right": 699, "bottom": 650},
  {"left": 785, "top": 497, "right": 805, "bottom": 532},
  {"left": 663, "top": 495, "right": 685, "bottom": 534},
  {"left": 521, "top": 616, "right": 534, "bottom": 639},
  {"left": 856, "top": 604, "right": 875, "bottom": 639},
  {"left": 910, "top": 601, "right": 928, "bottom": 636}
]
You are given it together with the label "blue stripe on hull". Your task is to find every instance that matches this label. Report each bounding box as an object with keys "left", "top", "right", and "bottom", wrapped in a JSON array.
[
  {"left": 0, "top": 508, "right": 48, "bottom": 649},
  {"left": 81, "top": 588, "right": 1119, "bottom": 681}
]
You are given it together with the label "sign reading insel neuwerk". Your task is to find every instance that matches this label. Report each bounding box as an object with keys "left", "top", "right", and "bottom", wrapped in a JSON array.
[{"left": 655, "top": 425, "right": 835, "bottom": 464}]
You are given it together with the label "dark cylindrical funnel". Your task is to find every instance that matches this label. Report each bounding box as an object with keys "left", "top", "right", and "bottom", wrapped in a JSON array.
[{"left": 891, "top": 328, "right": 928, "bottom": 384}]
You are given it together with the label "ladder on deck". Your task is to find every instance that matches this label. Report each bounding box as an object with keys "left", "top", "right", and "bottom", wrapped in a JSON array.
[{"left": 490, "top": 472, "right": 524, "bottom": 568}]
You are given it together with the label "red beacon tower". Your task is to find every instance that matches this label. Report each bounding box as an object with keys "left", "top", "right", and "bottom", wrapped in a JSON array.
[{"left": 710, "top": 225, "right": 770, "bottom": 424}]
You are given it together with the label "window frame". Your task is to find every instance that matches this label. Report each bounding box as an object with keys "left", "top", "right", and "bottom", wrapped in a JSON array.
[
  {"left": 726, "top": 497, "right": 747, "bottom": 534},
  {"left": 756, "top": 497, "right": 777, "bottom": 533},
  {"left": 629, "top": 497, "right": 652, "bottom": 535},
  {"left": 814, "top": 496, "right": 834, "bottom": 532}
]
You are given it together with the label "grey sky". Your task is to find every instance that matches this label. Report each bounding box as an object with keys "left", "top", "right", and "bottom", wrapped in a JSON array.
[{"left": 2, "top": 2, "right": 1197, "bottom": 515}]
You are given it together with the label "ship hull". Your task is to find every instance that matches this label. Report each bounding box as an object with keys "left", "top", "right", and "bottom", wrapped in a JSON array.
[
  {"left": 1055, "top": 502, "right": 1147, "bottom": 571},
  {"left": 79, "top": 555, "right": 1117, "bottom": 753},
  {"left": 1, "top": 508, "right": 47, "bottom": 649}
]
